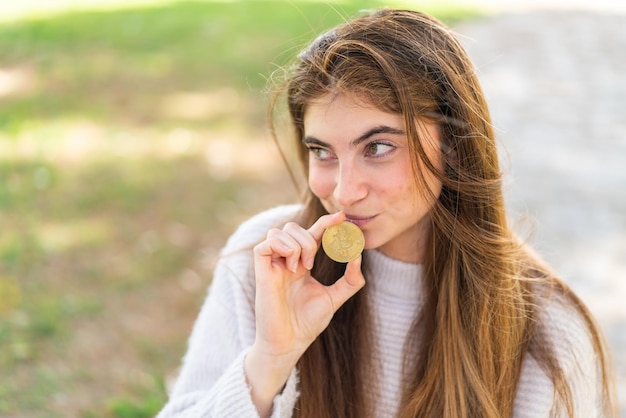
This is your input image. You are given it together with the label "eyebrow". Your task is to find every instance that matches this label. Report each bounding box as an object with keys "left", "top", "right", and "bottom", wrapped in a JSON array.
[{"left": 302, "top": 125, "right": 405, "bottom": 148}]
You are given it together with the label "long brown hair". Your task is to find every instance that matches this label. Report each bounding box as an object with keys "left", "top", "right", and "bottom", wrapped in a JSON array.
[{"left": 270, "top": 9, "right": 616, "bottom": 417}]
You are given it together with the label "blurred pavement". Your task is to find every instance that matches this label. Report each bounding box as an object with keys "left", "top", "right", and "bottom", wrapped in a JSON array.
[{"left": 454, "top": 8, "right": 625, "bottom": 415}]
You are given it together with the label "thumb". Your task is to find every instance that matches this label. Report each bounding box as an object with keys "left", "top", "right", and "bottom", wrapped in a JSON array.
[{"left": 326, "top": 255, "right": 365, "bottom": 313}]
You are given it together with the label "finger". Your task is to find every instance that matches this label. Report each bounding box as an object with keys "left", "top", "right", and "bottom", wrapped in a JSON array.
[
  {"left": 283, "top": 222, "right": 318, "bottom": 271},
  {"left": 254, "top": 243, "right": 289, "bottom": 284},
  {"left": 253, "top": 238, "right": 293, "bottom": 260},
  {"left": 343, "top": 255, "right": 366, "bottom": 287},
  {"left": 254, "top": 235, "right": 299, "bottom": 272},
  {"left": 325, "top": 255, "right": 365, "bottom": 313},
  {"left": 307, "top": 211, "right": 345, "bottom": 242},
  {"left": 267, "top": 228, "right": 303, "bottom": 272}
]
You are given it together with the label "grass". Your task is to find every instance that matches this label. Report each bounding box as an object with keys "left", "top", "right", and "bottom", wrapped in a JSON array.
[{"left": 0, "top": 1, "right": 483, "bottom": 416}]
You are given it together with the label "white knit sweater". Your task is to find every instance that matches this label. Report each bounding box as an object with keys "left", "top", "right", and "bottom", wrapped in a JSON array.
[{"left": 157, "top": 205, "right": 603, "bottom": 418}]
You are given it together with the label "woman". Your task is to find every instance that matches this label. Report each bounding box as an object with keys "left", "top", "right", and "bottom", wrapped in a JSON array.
[{"left": 157, "top": 9, "right": 616, "bottom": 418}]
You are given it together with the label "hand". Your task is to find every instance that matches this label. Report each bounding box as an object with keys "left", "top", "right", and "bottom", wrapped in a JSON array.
[{"left": 245, "top": 212, "right": 365, "bottom": 416}]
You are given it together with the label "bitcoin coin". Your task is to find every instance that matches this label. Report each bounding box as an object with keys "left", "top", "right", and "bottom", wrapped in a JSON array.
[{"left": 321, "top": 221, "right": 365, "bottom": 263}]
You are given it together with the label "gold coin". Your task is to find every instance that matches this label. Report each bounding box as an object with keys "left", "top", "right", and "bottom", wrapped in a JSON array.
[{"left": 321, "top": 221, "right": 365, "bottom": 263}]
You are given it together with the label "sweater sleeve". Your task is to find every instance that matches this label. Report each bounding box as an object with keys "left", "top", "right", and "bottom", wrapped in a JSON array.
[
  {"left": 513, "top": 292, "right": 604, "bottom": 417},
  {"left": 156, "top": 205, "right": 302, "bottom": 418}
]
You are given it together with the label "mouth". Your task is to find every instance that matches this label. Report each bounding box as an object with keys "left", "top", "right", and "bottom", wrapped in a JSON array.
[{"left": 344, "top": 214, "right": 377, "bottom": 228}]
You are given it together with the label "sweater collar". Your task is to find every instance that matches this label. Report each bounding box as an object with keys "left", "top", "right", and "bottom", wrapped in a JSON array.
[{"left": 363, "top": 249, "right": 424, "bottom": 300}]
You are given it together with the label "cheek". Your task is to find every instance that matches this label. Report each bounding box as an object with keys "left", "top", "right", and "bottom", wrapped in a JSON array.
[
  {"left": 308, "top": 167, "right": 334, "bottom": 200},
  {"left": 384, "top": 163, "right": 417, "bottom": 199},
  {"left": 386, "top": 165, "right": 434, "bottom": 212}
]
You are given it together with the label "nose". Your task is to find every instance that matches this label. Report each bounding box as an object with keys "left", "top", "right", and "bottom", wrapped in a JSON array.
[{"left": 333, "top": 162, "right": 367, "bottom": 207}]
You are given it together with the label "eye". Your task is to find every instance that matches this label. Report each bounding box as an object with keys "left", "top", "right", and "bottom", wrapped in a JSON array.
[
  {"left": 365, "top": 142, "right": 395, "bottom": 158},
  {"left": 307, "top": 146, "right": 335, "bottom": 161}
]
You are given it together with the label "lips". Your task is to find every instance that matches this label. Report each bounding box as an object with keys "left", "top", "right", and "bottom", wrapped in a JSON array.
[{"left": 344, "top": 214, "right": 377, "bottom": 228}]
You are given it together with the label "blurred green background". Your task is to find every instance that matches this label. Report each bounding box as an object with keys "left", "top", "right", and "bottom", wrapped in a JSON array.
[{"left": 0, "top": 1, "right": 481, "bottom": 417}]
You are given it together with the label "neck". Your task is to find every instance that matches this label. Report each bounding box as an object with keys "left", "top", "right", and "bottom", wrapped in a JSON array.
[{"left": 378, "top": 218, "right": 431, "bottom": 263}]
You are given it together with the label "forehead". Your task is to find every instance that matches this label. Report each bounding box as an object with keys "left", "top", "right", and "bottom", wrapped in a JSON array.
[{"left": 303, "top": 94, "right": 404, "bottom": 136}]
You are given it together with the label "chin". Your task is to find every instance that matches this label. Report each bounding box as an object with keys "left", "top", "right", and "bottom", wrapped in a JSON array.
[{"left": 362, "top": 236, "right": 383, "bottom": 251}]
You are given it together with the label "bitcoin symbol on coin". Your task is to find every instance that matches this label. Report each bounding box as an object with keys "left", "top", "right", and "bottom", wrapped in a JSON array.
[{"left": 321, "top": 221, "right": 365, "bottom": 263}]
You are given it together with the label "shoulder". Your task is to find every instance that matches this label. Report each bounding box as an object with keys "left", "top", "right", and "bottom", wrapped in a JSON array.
[
  {"left": 519, "top": 246, "right": 600, "bottom": 371},
  {"left": 221, "top": 204, "right": 304, "bottom": 254},
  {"left": 518, "top": 283, "right": 605, "bottom": 416},
  {"left": 536, "top": 287, "right": 597, "bottom": 371}
]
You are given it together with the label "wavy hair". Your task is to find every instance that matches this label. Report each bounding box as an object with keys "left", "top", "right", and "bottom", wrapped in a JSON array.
[{"left": 270, "top": 9, "right": 616, "bottom": 417}]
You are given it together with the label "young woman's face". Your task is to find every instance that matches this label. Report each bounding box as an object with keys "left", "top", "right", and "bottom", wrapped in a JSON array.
[{"left": 303, "top": 94, "right": 444, "bottom": 263}]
